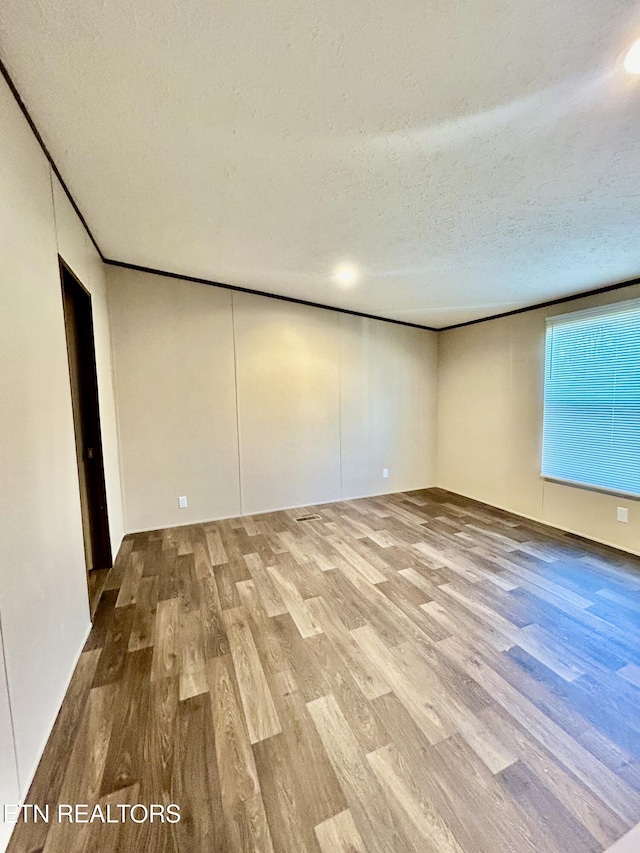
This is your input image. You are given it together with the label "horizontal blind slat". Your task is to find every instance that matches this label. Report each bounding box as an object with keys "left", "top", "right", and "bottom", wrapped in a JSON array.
[{"left": 542, "top": 301, "right": 640, "bottom": 498}]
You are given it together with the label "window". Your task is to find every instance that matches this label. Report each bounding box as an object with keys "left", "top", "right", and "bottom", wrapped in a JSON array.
[{"left": 542, "top": 298, "right": 640, "bottom": 498}]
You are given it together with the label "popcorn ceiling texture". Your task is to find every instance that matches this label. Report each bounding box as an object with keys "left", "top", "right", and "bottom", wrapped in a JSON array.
[{"left": 1, "top": 0, "right": 640, "bottom": 326}]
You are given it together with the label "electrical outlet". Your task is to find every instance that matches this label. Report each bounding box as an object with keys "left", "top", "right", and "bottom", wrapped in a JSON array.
[
  {"left": 178, "top": 496, "right": 188, "bottom": 509},
  {"left": 383, "top": 468, "right": 389, "bottom": 479},
  {"left": 617, "top": 506, "right": 629, "bottom": 523}
]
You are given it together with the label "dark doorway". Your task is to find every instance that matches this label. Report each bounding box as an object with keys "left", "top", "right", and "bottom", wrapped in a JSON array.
[{"left": 60, "top": 258, "right": 112, "bottom": 572}]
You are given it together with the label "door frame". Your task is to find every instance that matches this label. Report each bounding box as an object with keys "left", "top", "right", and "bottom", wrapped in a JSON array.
[{"left": 59, "top": 257, "right": 112, "bottom": 572}]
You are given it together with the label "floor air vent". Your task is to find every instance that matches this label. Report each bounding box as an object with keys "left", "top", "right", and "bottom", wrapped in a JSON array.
[{"left": 295, "top": 514, "right": 322, "bottom": 522}]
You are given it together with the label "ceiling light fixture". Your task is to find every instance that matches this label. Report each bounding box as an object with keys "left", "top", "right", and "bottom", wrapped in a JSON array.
[
  {"left": 335, "top": 264, "right": 358, "bottom": 286},
  {"left": 624, "top": 37, "right": 640, "bottom": 74}
]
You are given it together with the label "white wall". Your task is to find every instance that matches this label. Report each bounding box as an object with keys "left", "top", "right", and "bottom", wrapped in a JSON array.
[
  {"left": 437, "top": 284, "right": 640, "bottom": 556},
  {"left": 0, "top": 71, "right": 124, "bottom": 847},
  {"left": 107, "top": 267, "right": 439, "bottom": 530}
]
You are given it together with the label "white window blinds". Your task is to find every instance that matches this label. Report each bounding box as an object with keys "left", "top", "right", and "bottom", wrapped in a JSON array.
[{"left": 542, "top": 298, "right": 640, "bottom": 498}]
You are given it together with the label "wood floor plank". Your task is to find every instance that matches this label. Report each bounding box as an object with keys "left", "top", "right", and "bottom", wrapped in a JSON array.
[
  {"left": 92, "top": 604, "right": 136, "bottom": 688},
  {"left": 244, "top": 552, "right": 288, "bottom": 617},
  {"left": 438, "top": 634, "right": 640, "bottom": 826},
  {"left": 206, "top": 655, "right": 260, "bottom": 804},
  {"left": 79, "top": 783, "right": 141, "bottom": 853},
  {"left": 150, "top": 597, "right": 180, "bottom": 681},
  {"left": 605, "top": 822, "right": 640, "bottom": 852},
  {"left": 9, "top": 489, "right": 640, "bottom": 853},
  {"left": 197, "top": 569, "right": 230, "bottom": 658},
  {"left": 236, "top": 579, "right": 291, "bottom": 679},
  {"left": 367, "top": 742, "right": 465, "bottom": 853},
  {"left": 314, "top": 810, "right": 367, "bottom": 853},
  {"left": 171, "top": 692, "right": 229, "bottom": 852},
  {"left": 253, "top": 734, "right": 318, "bottom": 853},
  {"left": 618, "top": 662, "right": 640, "bottom": 688},
  {"left": 103, "top": 537, "right": 133, "bottom": 591},
  {"left": 145, "top": 674, "right": 179, "bottom": 809},
  {"left": 275, "top": 551, "right": 326, "bottom": 600},
  {"left": 305, "top": 632, "right": 391, "bottom": 755},
  {"left": 270, "top": 673, "right": 348, "bottom": 828},
  {"left": 158, "top": 546, "right": 180, "bottom": 602},
  {"left": 240, "top": 792, "right": 276, "bottom": 853},
  {"left": 421, "top": 597, "right": 513, "bottom": 652},
  {"left": 115, "top": 550, "right": 144, "bottom": 608},
  {"left": 127, "top": 575, "right": 159, "bottom": 652},
  {"left": 434, "top": 735, "right": 559, "bottom": 852},
  {"left": 478, "top": 702, "right": 629, "bottom": 847},
  {"left": 271, "top": 613, "right": 333, "bottom": 703},
  {"left": 100, "top": 648, "right": 152, "bottom": 796},
  {"left": 336, "top": 559, "right": 423, "bottom": 646},
  {"left": 497, "top": 759, "right": 601, "bottom": 853},
  {"left": 267, "top": 565, "right": 323, "bottom": 638},
  {"left": 214, "top": 562, "right": 242, "bottom": 610},
  {"left": 352, "top": 624, "right": 454, "bottom": 745},
  {"left": 178, "top": 608, "right": 207, "bottom": 701},
  {"left": 307, "top": 693, "right": 411, "bottom": 853},
  {"left": 204, "top": 527, "right": 228, "bottom": 566},
  {"left": 224, "top": 608, "right": 282, "bottom": 743},
  {"left": 307, "top": 596, "right": 392, "bottom": 700},
  {"left": 327, "top": 535, "right": 388, "bottom": 584},
  {"left": 41, "top": 684, "right": 117, "bottom": 853}
]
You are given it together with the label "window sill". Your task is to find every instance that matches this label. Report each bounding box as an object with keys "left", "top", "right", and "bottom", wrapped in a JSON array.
[{"left": 541, "top": 475, "right": 640, "bottom": 502}]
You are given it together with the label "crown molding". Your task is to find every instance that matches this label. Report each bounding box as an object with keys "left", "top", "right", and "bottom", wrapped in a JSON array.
[{"left": 3, "top": 53, "right": 639, "bottom": 333}]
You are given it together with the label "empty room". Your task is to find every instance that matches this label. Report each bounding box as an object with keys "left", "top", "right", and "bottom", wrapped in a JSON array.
[{"left": 1, "top": 1, "right": 640, "bottom": 851}]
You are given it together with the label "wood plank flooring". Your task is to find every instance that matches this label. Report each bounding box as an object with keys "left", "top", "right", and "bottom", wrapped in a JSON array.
[{"left": 8, "top": 488, "right": 640, "bottom": 852}]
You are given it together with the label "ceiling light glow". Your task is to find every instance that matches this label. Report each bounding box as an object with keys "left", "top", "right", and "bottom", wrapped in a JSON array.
[
  {"left": 335, "top": 264, "right": 358, "bottom": 286},
  {"left": 624, "top": 38, "right": 640, "bottom": 74}
]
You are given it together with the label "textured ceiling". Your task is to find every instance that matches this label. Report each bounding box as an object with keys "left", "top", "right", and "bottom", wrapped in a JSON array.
[{"left": 2, "top": 0, "right": 640, "bottom": 326}]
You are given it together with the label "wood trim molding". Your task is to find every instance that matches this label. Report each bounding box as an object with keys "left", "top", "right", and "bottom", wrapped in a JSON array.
[
  {"left": 0, "top": 56, "right": 103, "bottom": 260},
  {"left": 102, "top": 259, "right": 438, "bottom": 331},
  {"left": 438, "top": 275, "right": 640, "bottom": 331}
]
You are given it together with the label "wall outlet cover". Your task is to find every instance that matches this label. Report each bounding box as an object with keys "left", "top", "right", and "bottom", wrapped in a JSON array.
[
  {"left": 178, "top": 496, "right": 188, "bottom": 509},
  {"left": 383, "top": 468, "right": 389, "bottom": 479},
  {"left": 617, "top": 506, "right": 629, "bottom": 523}
]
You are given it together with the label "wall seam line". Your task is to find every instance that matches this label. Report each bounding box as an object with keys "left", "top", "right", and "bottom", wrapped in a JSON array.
[
  {"left": 0, "top": 604, "right": 22, "bottom": 792},
  {"left": 230, "top": 292, "right": 244, "bottom": 514},
  {"left": 338, "top": 315, "right": 344, "bottom": 500},
  {"left": 103, "top": 267, "right": 129, "bottom": 543}
]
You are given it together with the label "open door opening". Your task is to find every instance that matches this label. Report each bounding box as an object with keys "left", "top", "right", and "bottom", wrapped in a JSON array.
[{"left": 60, "top": 258, "right": 112, "bottom": 574}]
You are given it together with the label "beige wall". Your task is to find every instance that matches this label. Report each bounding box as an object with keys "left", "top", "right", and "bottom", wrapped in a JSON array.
[
  {"left": 107, "top": 267, "right": 439, "bottom": 530},
  {"left": 339, "top": 313, "right": 437, "bottom": 500},
  {"left": 51, "top": 176, "right": 125, "bottom": 559},
  {"left": 438, "top": 284, "right": 640, "bottom": 556},
  {"left": 233, "top": 292, "right": 342, "bottom": 514},
  {"left": 107, "top": 271, "right": 241, "bottom": 530},
  {"left": 0, "top": 71, "right": 124, "bottom": 844}
]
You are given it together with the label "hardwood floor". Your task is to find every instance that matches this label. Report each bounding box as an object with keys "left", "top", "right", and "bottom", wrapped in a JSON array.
[{"left": 8, "top": 488, "right": 640, "bottom": 852}]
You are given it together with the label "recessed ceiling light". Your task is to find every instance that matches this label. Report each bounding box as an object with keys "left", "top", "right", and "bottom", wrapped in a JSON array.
[
  {"left": 624, "top": 38, "right": 640, "bottom": 74},
  {"left": 335, "top": 264, "right": 358, "bottom": 286}
]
